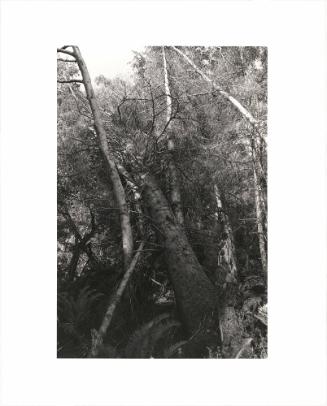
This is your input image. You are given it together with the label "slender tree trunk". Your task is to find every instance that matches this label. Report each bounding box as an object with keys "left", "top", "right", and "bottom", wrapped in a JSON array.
[
  {"left": 162, "top": 47, "right": 184, "bottom": 226},
  {"left": 253, "top": 162, "right": 267, "bottom": 273},
  {"left": 116, "top": 163, "right": 144, "bottom": 237},
  {"left": 171, "top": 46, "right": 260, "bottom": 127},
  {"left": 60, "top": 46, "right": 134, "bottom": 270},
  {"left": 141, "top": 173, "right": 219, "bottom": 340},
  {"left": 89, "top": 242, "right": 145, "bottom": 357},
  {"left": 249, "top": 131, "right": 267, "bottom": 273}
]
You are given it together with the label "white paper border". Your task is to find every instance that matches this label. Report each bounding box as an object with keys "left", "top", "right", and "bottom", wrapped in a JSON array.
[{"left": 1, "top": 1, "right": 326, "bottom": 405}]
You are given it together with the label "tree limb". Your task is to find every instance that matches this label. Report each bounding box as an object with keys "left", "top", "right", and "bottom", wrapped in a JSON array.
[
  {"left": 171, "top": 46, "right": 260, "bottom": 127},
  {"left": 57, "top": 79, "right": 83, "bottom": 84},
  {"left": 57, "top": 48, "right": 75, "bottom": 57},
  {"left": 71, "top": 46, "right": 134, "bottom": 270},
  {"left": 57, "top": 58, "right": 77, "bottom": 63}
]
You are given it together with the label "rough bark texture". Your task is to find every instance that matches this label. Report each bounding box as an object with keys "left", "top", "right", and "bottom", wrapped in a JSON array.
[
  {"left": 213, "top": 185, "right": 242, "bottom": 358},
  {"left": 214, "top": 184, "right": 237, "bottom": 281},
  {"left": 116, "top": 163, "right": 144, "bottom": 237},
  {"left": 142, "top": 174, "right": 219, "bottom": 341},
  {"left": 69, "top": 46, "right": 134, "bottom": 270},
  {"left": 220, "top": 307, "right": 243, "bottom": 358},
  {"left": 162, "top": 47, "right": 184, "bottom": 226}
]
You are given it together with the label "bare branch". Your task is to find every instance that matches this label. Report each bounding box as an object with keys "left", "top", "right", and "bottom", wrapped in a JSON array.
[
  {"left": 171, "top": 46, "right": 260, "bottom": 127},
  {"left": 68, "top": 85, "right": 92, "bottom": 119},
  {"left": 57, "top": 79, "right": 83, "bottom": 84},
  {"left": 57, "top": 48, "right": 75, "bottom": 57},
  {"left": 57, "top": 58, "right": 77, "bottom": 63}
]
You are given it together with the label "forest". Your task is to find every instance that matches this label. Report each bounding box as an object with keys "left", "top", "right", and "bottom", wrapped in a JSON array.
[{"left": 57, "top": 45, "right": 267, "bottom": 358}]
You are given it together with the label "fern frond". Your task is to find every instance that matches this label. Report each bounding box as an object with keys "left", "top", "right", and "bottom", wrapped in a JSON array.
[
  {"left": 125, "top": 313, "right": 172, "bottom": 358},
  {"left": 163, "top": 340, "right": 187, "bottom": 358},
  {"left": 147, "top": 320, "right": 181, "bottom": 357}
]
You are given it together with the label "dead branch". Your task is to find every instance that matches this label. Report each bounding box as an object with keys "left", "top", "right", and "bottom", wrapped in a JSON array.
[
  {"left": 57, "top": 47, "right": 75, "bottom": 57},
  {"left": 57, "top": 58, "right": 77, "bottom": 63},
  {"left": 57, "top": 79, "right": 83, "bottom": 84}
]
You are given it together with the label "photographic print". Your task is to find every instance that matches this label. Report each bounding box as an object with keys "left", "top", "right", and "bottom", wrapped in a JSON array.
[{"left": 57, "top": 46, "right": 267, "bottom": 359}]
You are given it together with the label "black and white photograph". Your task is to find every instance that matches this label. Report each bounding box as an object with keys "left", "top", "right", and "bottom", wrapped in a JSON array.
[
  {"left": 1, "top": 1, "right": 326, "bottom": 405},
  {"left": 57, "top": 45, "right": 268, "bottom": 358}
]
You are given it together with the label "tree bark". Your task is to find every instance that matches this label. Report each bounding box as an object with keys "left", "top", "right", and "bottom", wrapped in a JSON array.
[
  {"left": 58, "top": 46, "right": 134, "bottom": 270},
  {"left": 141, "top": 173, "right": 219, "bottom": 339},
  {"left": 89, "top": 241, "right": 145, "bottom": 358},
  {"left": 253, "top": 163, "right": 267, "bottom": 273},
  {"left": 162, "top": 47, "right": 184, "bottom": 226},
  {"left": 214, "top": 184, "right": 237, "bottom": 281},
  {"left": 116, "top": 163, "right": 144, "bottom": 237},
  {"left": 213, "top": 185, "right": 242, "bottom": 358}
]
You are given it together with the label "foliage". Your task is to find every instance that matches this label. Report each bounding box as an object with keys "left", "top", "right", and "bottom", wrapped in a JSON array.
[
  {"left": 57, "top": 46, "right": 267, "bottom": 358},
  {"left": 57, "top": 286, "right": 104, "bottom": 357}
]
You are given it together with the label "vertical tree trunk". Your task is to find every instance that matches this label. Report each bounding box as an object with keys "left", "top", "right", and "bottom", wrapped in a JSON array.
[
  {"left": 214, "top": 184, "right": 237, "bottom": 281},
  {"left": 253, "top": 161, "right": 267, "bottom": 273},
  {"left": 64, "top": 46, "right": 134, "bottom": 270},
  {"left": 213, "top": 184, "right": 242, "bottom": 358},
  {"left": 141, "top": 173, "right": 219, "bottom": 340},
  {"left": 162, "top": 47, "right": 184, "bottom": 226}
]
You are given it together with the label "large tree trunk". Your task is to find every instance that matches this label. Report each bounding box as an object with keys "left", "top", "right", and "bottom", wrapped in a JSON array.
[
  {"left": 162, "top": 47, "right": 184, "bottom": 226},
  {"left": 141, "top": 174, "right": 219, "bottom": 340},
  {"left": 58, "top": 46, "right": 134, "bottom": 270}
]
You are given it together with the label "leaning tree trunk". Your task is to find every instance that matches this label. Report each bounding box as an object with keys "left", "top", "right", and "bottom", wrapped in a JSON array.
[
  {"left": 89, "top": 242, "right": 145, "bottom": 358},
  {"left": 58, "top": 46, "right": 134, "bottom": 270},
  {"left": 116, "top": 163, "right": 144, "bottom": 237},
  {"left": 141, "top": 174, "right": 219, "bottom": 347},
  {"left": 171, "top": 46, "right": 261, "bottom": 127},
  {"left": 161, "top": 47, "right": 184, "bottom": 226}
]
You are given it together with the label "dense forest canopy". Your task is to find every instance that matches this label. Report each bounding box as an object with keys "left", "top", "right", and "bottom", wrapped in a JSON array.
[{"left": 57, "top": 46, "right": 267, "bottom": 358}]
